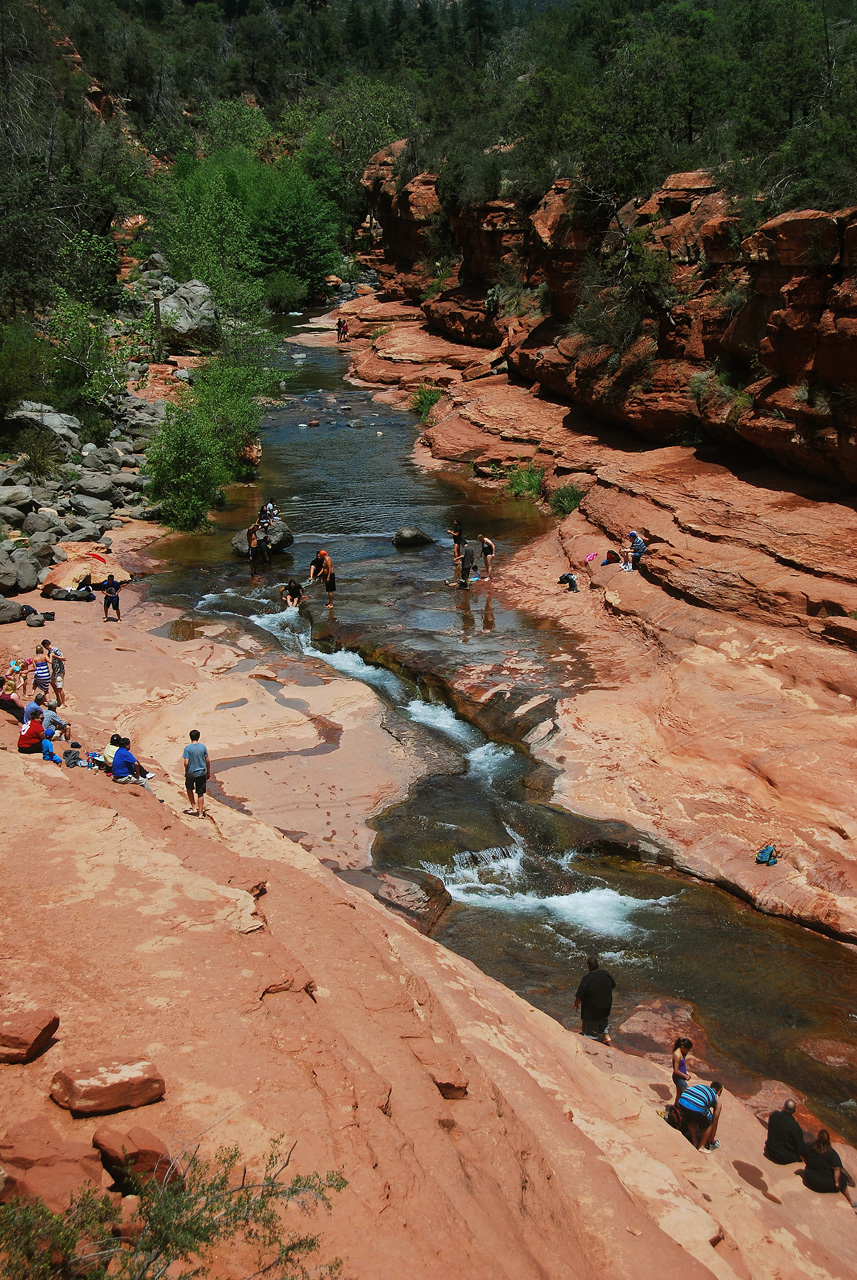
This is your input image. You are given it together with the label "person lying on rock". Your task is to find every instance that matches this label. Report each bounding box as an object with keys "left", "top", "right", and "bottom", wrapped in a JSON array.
[
  {"left": 573, "top": 956, "right": 615, "bottom": 1045},
  {"left": 677, "top": 1080, "right": 723, "bottom": 1151},
  {"left": 43, "top": 699, "right": 72, "bottom": 742},
  {"left": 111, "top": 736, "right": 156, "bottom": 792},
  {"left": 763, "top": 1098, "right": 807, "bottom": 1165},
  {"left": 800, "top": 1129, "right": 857, "bottom": 1208}
]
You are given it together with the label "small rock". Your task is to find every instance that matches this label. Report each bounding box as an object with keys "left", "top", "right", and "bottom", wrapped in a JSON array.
[
  {"left": 93, "top": 1124, "right": 172, "bottom": 1186},
  {"left": 392, "top": 526, "right": 435, "bottom": 548},
  {"left": 50, "top": 1059, "right": 166, "bottom": 1115},
  {"left": 0, "top": 1009, "right": 59, "bottom": 1063}
]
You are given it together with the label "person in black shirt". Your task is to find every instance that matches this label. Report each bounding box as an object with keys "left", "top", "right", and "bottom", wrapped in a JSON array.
[
  {"left": 458, "top": 542, "right": 475, "bottom": 589},
  {"left": 98, "top": 575, "right": 122, "bottom": 622},
  {"left": 763, "top": 1099, "right": 806, "bottom": 1165},
  {"left": 573, "top": 956, "right": 616, "bottom": 1045},
  {"left": 800, "top": 1130, "right": 856, "bottom": 1208}
]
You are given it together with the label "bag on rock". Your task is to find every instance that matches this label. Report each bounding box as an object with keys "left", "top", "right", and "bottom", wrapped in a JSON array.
[
  {"left": 665, "top": 1103, "right": 687, "bottom": 1132},
  {"left": 755, "top": 844, "right": 778, "bottom": 866}
]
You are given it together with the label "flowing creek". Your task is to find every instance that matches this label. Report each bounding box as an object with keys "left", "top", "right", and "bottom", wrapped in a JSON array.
[{"left": 146, "top": 316, "right": 857, "bottom": 1141}]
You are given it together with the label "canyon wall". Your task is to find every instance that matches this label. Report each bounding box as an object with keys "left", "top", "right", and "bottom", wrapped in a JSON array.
[{"left": 361, "top": 146, "right": 857, "bottom": 487}]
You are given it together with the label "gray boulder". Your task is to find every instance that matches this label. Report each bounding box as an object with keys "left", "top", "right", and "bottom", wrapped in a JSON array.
[
  {"left": 70, "top": 495, "right": 114, "bottom": 520},
  {"left": 9, "top": 403, "right": 82, "bottom": 451},
  {"left": 392, "top": 526, "right": 435, "bottom": 548},
  {"left": 0, "top": 559, "right": 19, "bottom": 595},
  {"left": 110, "top": 472, "right": 148, "bottom": 492},
  {"left": 63, "top": 524, "right": 103, "bottom": 542},
  {"left": 0, "top": 598, "right": 23, "bottom": 622},
  {"left": 0, "top": 485, "right": 34, "bottom": 511},
  {"left": 0, "top": 505, "right": 26, "bottom": 529},
  {"left": 22, "top": 512, "right": 56, "bottom": 535},
  {"left": 14, "top": 555, "right": 41, "bottom": 592},
  {"left": 26, "top": 612, "right": 45, "bottom": 626},
  {"left": 230, "top": 519, "right": 294, "bottom": 558},
  {"left": 159, "top": 280, "right": 219, "bottom": 349},
  {"left": 75, "top": 472, "right": 121, "bottom": 504}
]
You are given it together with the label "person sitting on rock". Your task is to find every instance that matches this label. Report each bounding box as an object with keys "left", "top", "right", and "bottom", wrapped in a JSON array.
[
  {"left": 764, "top": 1099, "right": 807, "bottom": 1165},
  {"left": 111, "top": 736, "right": 155, "bottom": 792},
  {"left": 621, "top": 530, "right": 647, "bottom": 571},
  {"left": 677, "top": 1080, "right": 723, "bottom": 1151},
  {"left": 43, "top": 699, "right": 72, "bottom": 743},
  {"left": 0, "top": 670, "right": 26, "bottom": 722},
  {"left": 279, "top": 579, "right": 304, "bottom": 607},
  {"left": 18, "top": 707, "right": 46, "bottom": 754},
  {"left": 23, "top": 688, "right": 47, "bottom": 724},
  {"left": 800, "top": 1130, "right": 856, "bottom": 1208}
]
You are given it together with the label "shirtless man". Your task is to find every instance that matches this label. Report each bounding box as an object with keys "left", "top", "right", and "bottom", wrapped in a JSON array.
[
  {"left": 247, "top": 522, "right": 270, "bottom": 572},
  {"left": 310, "top": 548, "right": 336, "bottom": 607}
]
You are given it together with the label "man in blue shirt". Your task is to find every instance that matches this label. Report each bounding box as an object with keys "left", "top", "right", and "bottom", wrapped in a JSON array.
[
  {"left": 182, "top": 729, "right": 211, "bottom": 818},
  {"left": 678, "top": 1081, "right": 724, "bottom": 1151},
  {"left": 112, "top": 737, "right": 155, "bottom": 792}
]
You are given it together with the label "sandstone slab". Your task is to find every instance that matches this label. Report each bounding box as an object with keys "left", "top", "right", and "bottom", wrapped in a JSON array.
[
  {"left": 50, "top": 1059, "right": 166, "bottom": 1115},
  {"left": 93, "top": 1124, "right": 172, "bottom": 1185},
  {"left": 0, "top": 1008, "right": 59, "bottom": 1063},
  {"left": 0, "top": 1116, "right": 103, "bottom": 1211}
]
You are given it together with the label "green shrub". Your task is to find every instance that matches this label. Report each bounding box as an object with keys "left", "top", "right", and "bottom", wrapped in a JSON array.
[
  {"left": 549, "top": 485, "right": 584, "bottom": 517},
  {"left": 264, "top": 272, "right": 308, "bottom": 312},
  {"left": 689, "top": 370, "right": 713, "bottom": 402},
  {"left": 0, "top": 1136, "right": 345, "bottom": 1280},
  {"left": 506, "top": 463, "right": 544, "bottom": 499},
  {"left": 410, "top": 381, "right": 442, "bottom": 422},
  {"left": 17, "top": 428, "right": 63, "bottom": 480},
  {"left": 0, "top": 322, "right": 50, "bottom": 423},
  {"left": 569, "top": 233, "right": 675, "bottom": 356}
]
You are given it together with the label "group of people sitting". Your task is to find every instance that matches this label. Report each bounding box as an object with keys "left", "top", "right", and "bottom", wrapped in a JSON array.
[{"left": 670, "top": 1037, "right": 855, "bottom": 1206}]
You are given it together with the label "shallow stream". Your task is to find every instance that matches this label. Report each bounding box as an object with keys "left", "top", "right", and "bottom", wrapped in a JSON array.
[{"left": 146, "top": 316, "right": 857, "bottom": 1141}]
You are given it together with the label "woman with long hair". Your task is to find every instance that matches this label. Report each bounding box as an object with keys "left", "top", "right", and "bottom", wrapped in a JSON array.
[
  {"left": 671, "top": 1037, "right": 693, "bottom": 1104},
  {"left": 801, "top": 1130, "right": 856, "bottom": 1208}
]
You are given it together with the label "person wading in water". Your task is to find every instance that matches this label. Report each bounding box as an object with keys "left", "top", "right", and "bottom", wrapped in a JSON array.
[{"left": 310, "top": 548, "right": 336, "bottom": 607}]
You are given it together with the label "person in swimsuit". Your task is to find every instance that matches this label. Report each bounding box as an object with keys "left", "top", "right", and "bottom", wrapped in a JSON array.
[
  {"left": 672, "top": 1037, "right": 693, "bottom": 1103},
  {"left": 279, "top": 579, "right": 304, "bottom": 607},
  {"left": 310, "top": 549, "right": 336, "bottom": 607},
  {"left": 0, "top": 671, "right": 25, "bottom": 722},
  {"left": 478, "top": 534, "right": 496, "bottom": 581},
  {"left": 247, "top": 522, "right": 269, "bottom": 571},
  {"left": 447, "top": 518, "right": 464, "bottom": 568}
]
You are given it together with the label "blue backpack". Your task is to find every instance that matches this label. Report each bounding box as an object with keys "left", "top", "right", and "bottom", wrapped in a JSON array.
[{"left": 755, "top": 844, "right": 778, "bottom": 866}]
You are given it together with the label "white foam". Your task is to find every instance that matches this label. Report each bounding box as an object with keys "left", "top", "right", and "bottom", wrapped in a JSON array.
[
  {"left": 405, "top": 700, "right": 481, "bottom": 746},
  {"left": 466, "top": 742, "right": 516, "bottom": 781},
  {"left": 296, "top": 635, "right": 407, "bottom": 698}
]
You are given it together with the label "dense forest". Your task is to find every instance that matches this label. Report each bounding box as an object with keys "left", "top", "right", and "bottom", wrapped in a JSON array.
[{"left": 2, "top": 0, "right": 856, "bottom": 523}]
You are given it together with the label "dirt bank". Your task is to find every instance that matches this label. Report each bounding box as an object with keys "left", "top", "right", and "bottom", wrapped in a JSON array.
[{"left": 2, "top": 568, "right": 856, "bottom": 1279}]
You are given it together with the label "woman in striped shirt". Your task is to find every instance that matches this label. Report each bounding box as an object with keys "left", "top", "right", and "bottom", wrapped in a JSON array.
[{"left": 32, "top": 646, "right": 51, "bottom": 694}]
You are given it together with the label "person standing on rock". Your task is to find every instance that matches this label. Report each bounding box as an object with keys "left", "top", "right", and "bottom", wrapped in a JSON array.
[
  {"left": 247, "top": 522, "right": 269, "bottom": 573},
  {"left": 447, "top": 518, "right": 464, "bottom": 568},
  {"left": 310, "top": 549, "right": 336, "bottom": 607},
  {"left": 573, "top": 956, "right": 616, "bottom": 1045},
  {"left": 336, "top": 317, "right": 345, "bottom": 342},
  {"left": 32, "top": 645, "right": 51, "bottom": 694},
  {"left": 183, "top": 729, "right": 211, "bottom": 819},
  {"left": 763, "top": 1099, "right": 807, "bottom": 1165},
  {"left": 672, "top": 1037, "right": 693, "bottom": 1102},
  {"left": 42, "top": 639, "right": 66, "bottom": 706},
  {"left": 478, "top": 534, "right": 496, "bottom": 581},
  {"left": 98, "top": 574, "right": 122, "bottom": 621}
]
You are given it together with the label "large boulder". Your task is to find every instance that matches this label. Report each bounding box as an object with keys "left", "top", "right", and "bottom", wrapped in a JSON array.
[
  {"left": 159, "top": 280, "right": 219, "bottom": 349},
  {"left": 22, "top": 511, "right": 56, "bottom": 535},
  {"left": 0, "top": 1116, "right": 103, "bottom": 1212},
  {"left": 40, "top": 546, "right": 130, "bottom": 596},
  {"left": 14, "top": 554, "right": 40, "bottom": 593},
  {"left": 230, "top": 519, "right": 294, "bottom": 558},
  {"left": 74, "top": 472, "right": 121, "bottom": 504},
  {"left": 0, "top": 598, "right": 23, "bottom": 621},
  {"left": 0, "top": 1009, "right": 60, "bottom": 1063},
  {"left": 393, "top": 526, "right": 435, "bottom": 548},
  {"left": 0, "top": 504, "right": 25, "bottom": 529},
  {"left": 50, "top": 1058, "right": 166, "bottom": 1115},
  {"left": 8, "top": 403, "right": 82, "bottom": 452},
  {"left": 92, "top": 1125, "right": 172, "bottom": 1186},
  {"left": 109, "top": 472, "right": 148, "bottom": 492},
  {"left": 70, "top": 494, "right": 114, "bottom": 520},
  {"left": 0, "top": 485, "right": 34, "bottom": 511}
]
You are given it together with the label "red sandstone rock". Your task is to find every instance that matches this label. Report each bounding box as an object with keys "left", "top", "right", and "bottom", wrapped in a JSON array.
[
  {"left": 50, "top": 1059, "right": 166, "bottom": 1115},
  {"left": 93, "top": 1124, "right": 172, "bottom": 1185},
  {"left": 798, "top": 1038, "right": 857, "bottom": 1071},
  {"left": 0, "top": 1008, "right": 59, "bottom": 1063},
  {"left": 0, "top": 1116, "right": 103, "bottom": 1211}
]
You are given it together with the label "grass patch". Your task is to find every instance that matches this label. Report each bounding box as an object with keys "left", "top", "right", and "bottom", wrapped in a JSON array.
[
  {"left": 548, "top": 484, "right": 584, "bottom": 517},
  {"left": 17, "top": 428, "right": 63, "bottom": 480},
  {"left": 506, "top": 462, "right": 543, "bottom": 499},
  {"left": 410, "top": 381, "right": 442, "bottom": 422}
]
